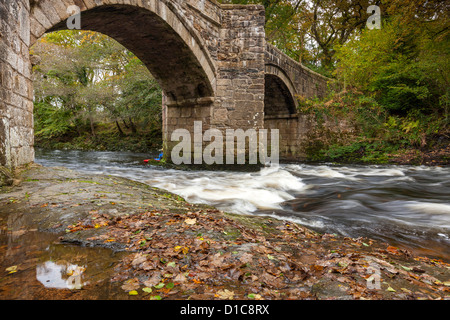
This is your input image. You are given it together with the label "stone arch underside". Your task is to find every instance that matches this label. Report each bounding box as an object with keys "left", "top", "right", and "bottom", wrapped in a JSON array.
[
  {"left": 264, "top": 65, "right": 298, "bottom": 118},
  {"left": 30, "top": 1, "right": 216, "bottom": 106}
]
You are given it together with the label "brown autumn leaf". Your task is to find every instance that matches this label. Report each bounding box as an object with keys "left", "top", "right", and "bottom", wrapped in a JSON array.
[
  {"left": 121, "top": 278, "right": 140, "bottom": 292},
  {"left": 279, "top": 262, "right": 291, "bottom": 273},
  {"left": 216, "top": 289, "right": 235, "bottom": 300},
  {"left": 387, "top": 246, "right": 400, "bottom": 255},
  {"left": 184, "top": 218, "right": 197, "bottom": 225},
  {"left": 260, "top": 272, "right": 285, "bottom": 289},
  {"left": 143, "top": 272, "right": 162, "bottom": 287},
  {"left": 311, "top": 264, "right": 324, "bottom": 272},
  {"left": 174, "top": 273, "right": 187, "bottom": 283},
  {"left": 226, "top": 268, "right": 243, "bottom": 280},
  {"left": 239, "top": 253, "right": 253, "bottom": 264},
  {"left": 131, "top": 253, "right": 147, "bottom": 267},
  {"left": 141, "top": 261, "right": 157, "bottom": 271},
  {"left": 210, "top": 253, "right": 225, "bottom": 267}
]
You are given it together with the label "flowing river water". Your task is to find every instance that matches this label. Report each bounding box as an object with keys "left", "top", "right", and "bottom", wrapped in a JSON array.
[{"left": 34, "top": 148, "right": 450, "bottom": 262}]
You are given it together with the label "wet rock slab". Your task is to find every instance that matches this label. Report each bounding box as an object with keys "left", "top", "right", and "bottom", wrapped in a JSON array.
[
  {"left": 1, "top": 164, "right": 449, "bottom": 300},
  {"left": 0, "top": 164, "right": 194, "bottom": 233}
]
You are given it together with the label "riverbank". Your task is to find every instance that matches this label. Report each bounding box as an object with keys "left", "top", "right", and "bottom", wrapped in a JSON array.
[
  {"left": 34, "top": 124, "right": 162, "bottom": 153},
  {"left": 308, "top": 143, "right": 450, "bottom": 167},
  {"left": 0, "top": 164, "right": 449, "bottom": 300},
  {"left": 35, "top": 128, "right": 450, "bottom": 167}
]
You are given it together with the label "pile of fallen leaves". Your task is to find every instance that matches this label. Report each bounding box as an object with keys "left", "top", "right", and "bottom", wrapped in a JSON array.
[
  {"left": 389, "top": 144, "right": 450, "bottom": 166},
  {"left": 64, "top": 207, "right": 450, "bottom": 300}
]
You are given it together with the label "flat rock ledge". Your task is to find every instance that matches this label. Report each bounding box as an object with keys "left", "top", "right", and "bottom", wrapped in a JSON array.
[{"left": 1, "top": 164, "right": 449, "bottom": 300}]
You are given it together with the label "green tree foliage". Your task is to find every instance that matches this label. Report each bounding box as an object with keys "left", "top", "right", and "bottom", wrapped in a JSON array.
[
  {"left": 334, "top": 2, "right": 449, "bottom": 116},
  {"left": 291, "top": 0, "right": 449, "bottom": 163},
  {"left": 219, "top": 0, "right": 376, "bottom": 76},
  {"left": 32, "top": 30, "right": 162, "bottom": 144}
]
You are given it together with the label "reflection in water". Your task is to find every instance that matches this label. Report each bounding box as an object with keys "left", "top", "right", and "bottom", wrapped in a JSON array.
[
  {"left": 0, "top": 223, "right": 127, "bottom": 299},
  {"left": 36, "top": 261, "right": 86, "bottom": 289},
  {"left": 34, "top": 149, "right": 450, "bottom": 261}
]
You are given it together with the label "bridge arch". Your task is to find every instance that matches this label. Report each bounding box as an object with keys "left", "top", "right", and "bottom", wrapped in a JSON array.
[
  {"left": 29, "top": 0, "right": 217, "bottom": 105},
  {"left": 264, "top": 64, "right": 298, "bottom": 118}
]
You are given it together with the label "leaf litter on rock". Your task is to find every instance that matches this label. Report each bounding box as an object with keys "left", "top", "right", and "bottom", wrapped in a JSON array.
[{"left": 63, "top": 206, "right": 450, "bottom": 300}]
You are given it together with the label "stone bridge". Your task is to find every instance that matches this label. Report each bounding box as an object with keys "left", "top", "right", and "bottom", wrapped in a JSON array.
[{"left": 0, "top": 0, "right": 330, "bottom": 168}]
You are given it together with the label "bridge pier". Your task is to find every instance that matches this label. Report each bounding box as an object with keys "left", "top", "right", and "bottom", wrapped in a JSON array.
[
  {"left": 162, "top": 4, "right": 266, "bottom": 164},
  {"left": 0, "top": 0, "right": 34, "bottom": 169}
]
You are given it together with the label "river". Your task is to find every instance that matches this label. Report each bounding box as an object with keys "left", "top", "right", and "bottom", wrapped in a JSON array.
[{"left": 35, "top": 148, "right": 450, "bottom": 262}]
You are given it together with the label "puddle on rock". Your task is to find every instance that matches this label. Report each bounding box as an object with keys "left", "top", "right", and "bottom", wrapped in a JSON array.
[{"left": 0, "top": 226, "right": 131, "bottom": 299}]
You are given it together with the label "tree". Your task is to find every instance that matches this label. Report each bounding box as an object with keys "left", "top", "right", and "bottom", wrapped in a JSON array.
[
  {"left": 334, "top": 2, "right": 449, "bottom": 116},
  {"left": 32, "top": 30, "right": 162, "bottom": 140},
  {"left": 218, "top": 0, "right": 377, "bottom": 75}
]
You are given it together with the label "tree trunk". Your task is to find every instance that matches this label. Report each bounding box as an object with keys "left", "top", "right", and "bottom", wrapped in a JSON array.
[
  {"left": 115, "top": 120, "right": 125, "bottom": 136},
  {"left": 129, "top": 117, "right": 137, "bottom": 134},
  {"left": 89, "top": 115, "right": 96, "bottom": 137},
  {"left": 122, "top": 119, "right": 130, "bottom": 129},
  {"left": 88, "top": 107, "right": 96, "bottom": 137}
]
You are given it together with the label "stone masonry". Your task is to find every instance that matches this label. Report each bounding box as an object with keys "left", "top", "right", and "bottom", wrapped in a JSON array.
[{"left": 0, "top": 0, "right": 331, "bottom": 168}]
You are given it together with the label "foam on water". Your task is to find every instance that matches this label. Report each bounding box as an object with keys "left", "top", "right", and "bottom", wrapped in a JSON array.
[
  {"left": 148, "top": 165, "right": 307, "bottom": 214},
  {"left": 286, "top": 164, "right": 407, "bottom": 180},
  {"left": 405, "top": 202, "right": 450, "bottom": 215}
]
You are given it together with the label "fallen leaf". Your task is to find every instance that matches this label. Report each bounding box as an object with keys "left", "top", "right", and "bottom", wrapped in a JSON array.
[
  {"left": 248, "top": 293, "right": 262, "bottom": 300},
  {"left": 260, "top": 272, "right": 285, "bottom": 289},
  {"left": 401, "top": 266, "right": 412, "bottom": 271},
  {"left": 143, "top": 273, "right": 162, "bottom": 287},
  {"left": 174, "top": 273, "right": 187, "bottom": 283},
  {"left": 239, "top": 253, "right": 253, "bottom": 264},
  {"left": 142, "top": 287, "right": 153, "bottom": 293},
  {"left": 121, "top": 278, "right": 140, "bottom": 292},
  {"left": 129, "top": 290, "right": 138, "bottom": 296},
  {"left": 311, "top": 265, "right": 324, "bottom": 272},
  {"left": 174, "top": 246, "right": 189, "bottom": 254},
  {"left": 166, "top": 282, "right": 175, "bottom": 289},
  {"left": 216, "top": 289, "right": 235, "bottom": 300},
  {"left": 412, "top": 266, "right": 425, "bottom": 273},
  {"left": 131, "top": 253, "right": 147, "bottom": 267},
  {"left": 154, "top": 282, "right": 165, "bottom": 289},
  {"left": 5, "top": 266, "right": 17, "bottom": 274},
  {"left": 184, "top": 218, "right": 197, "bottom": 225},
  {"left": 387, "top": 246, "right": 399, "bottom": 255},
  {"left": 387, "top": 286, "right": 396, "bottom": 292},
  {"left": 11, "top": 230, "right": 26, "bottom": 237}
]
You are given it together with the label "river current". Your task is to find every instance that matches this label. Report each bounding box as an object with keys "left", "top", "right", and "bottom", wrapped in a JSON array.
[{"left": 35, "top": 148, "right": 450, "bottom": 261}]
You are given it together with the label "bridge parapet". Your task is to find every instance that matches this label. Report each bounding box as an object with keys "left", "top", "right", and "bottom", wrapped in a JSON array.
[
  {"left": 265, "top": 43, "right": 330, "bottom": 101},
  {"left": 264, "top": 44, "right": 338, "bottom": 160}
]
